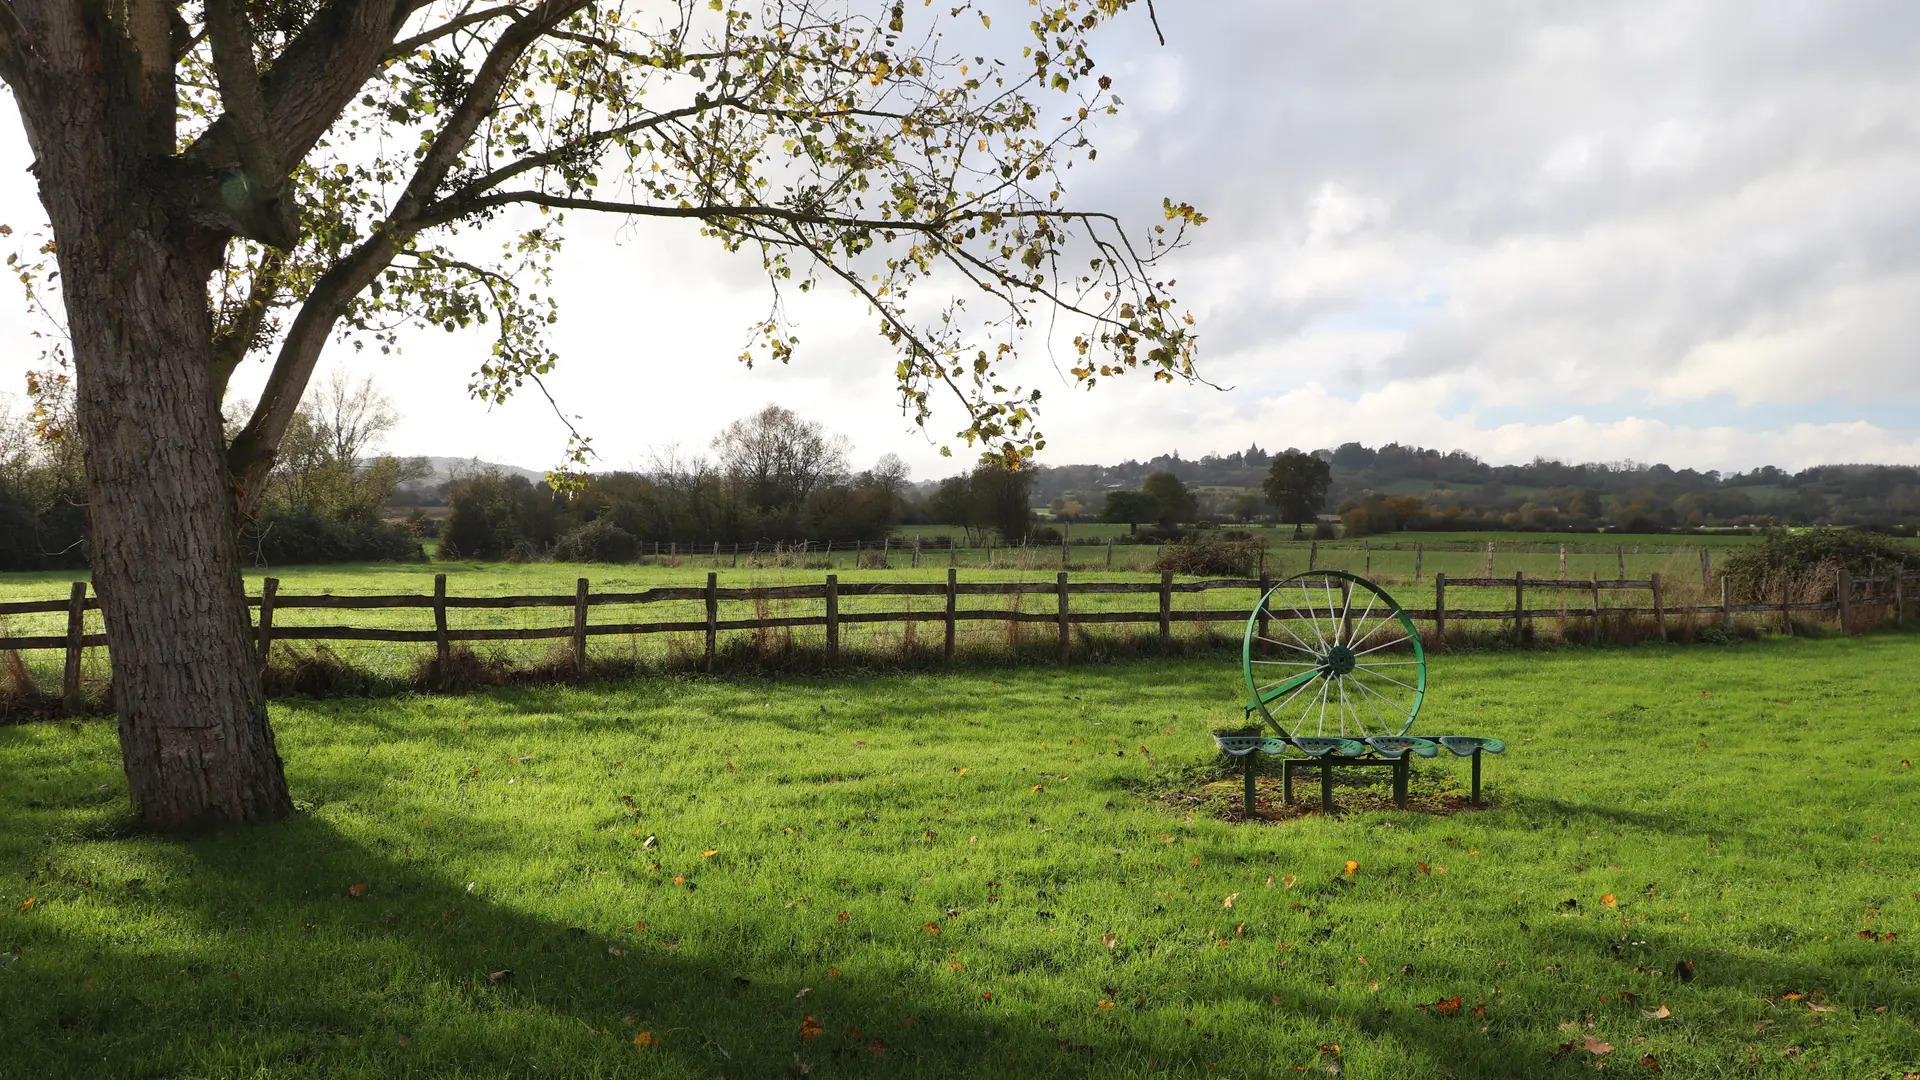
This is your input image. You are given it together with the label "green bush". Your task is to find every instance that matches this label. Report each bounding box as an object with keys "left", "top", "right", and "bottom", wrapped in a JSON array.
[
  {"left": 1719, "top": 527, "right": 1917, "bottom": 602},
  {"left": 240, "top": 510, "right": 424, "bottom": 566},
  {"left": 551, "top": 519, "right": 641, "bottom": 563}
]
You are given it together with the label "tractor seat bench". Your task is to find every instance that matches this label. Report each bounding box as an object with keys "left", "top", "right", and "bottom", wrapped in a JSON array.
[{"left": 1213, "top": 733, "right": 1505, "bottom": 814}]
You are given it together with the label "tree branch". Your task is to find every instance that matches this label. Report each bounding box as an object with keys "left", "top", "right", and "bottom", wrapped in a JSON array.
[
  {"left": 202, "top": 0, "right": 296, "bottom": 247},
  {"left": 385, "top": 3, "right": 523, "bottom": 60}
]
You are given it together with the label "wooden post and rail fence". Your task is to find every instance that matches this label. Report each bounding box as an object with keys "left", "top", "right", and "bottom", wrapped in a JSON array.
[{"left": 5, "top": 568, "right": 1908, "bottom": 714}]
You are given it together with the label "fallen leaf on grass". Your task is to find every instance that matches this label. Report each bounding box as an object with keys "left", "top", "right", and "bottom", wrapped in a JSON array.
[
  {"left": 1430, "top": 996, "right": 1462, "bottom": 1016},
  {"left": 633, "top": 1032, "right": 658, "bottom": 1048},
  {"left": 828, "top": 966, "right": 844, "bottom": 977},
  {"left": 1031, "top": 785, "right": 1044, "bottom": 793},
  {"left": 18, "top": 898, "right": 33, "bottom": 912},
  {"left": 869, "top": 1038, "right": 887, "bottom": 1054},
  {"left": 1640, "top": 1052, "right": 1661, "bottom": 1072},
  {"left": 1102, "top": 932, "right": 1118, "bottom": 949},
  {"left": 349, "top": 883, "right": 369, "bottom": 897},
  {"left": 487, "top": 969, "right": 512, "bottom": 983},
  {"left": 1674, "top": 960, "right": 1695, "bottom": 983},
  {"left": 1641, "top": 1005, "right": 1671, "bottom": 1019},
  {"left": 1418, "top": 862, "right": 1430, "bottom": 876},
  {"left": 1343, "top": 860, "right": 1359, "bottom": 877},
  {"left": 798, "top": 1015, "right": 824, "bottom": 1040},
  {"left": 836, "top": 912, "right": 850, "bottom": 921},
  {"left": 1283, "top": 875, "right": 1298, "bottom": 889},
  {"left": 1223, "top": 893, "right": 1239, "bottom": 908},
  {"left": 1096, "top": 1000, "right": 1114, "bottom": 1010},
  {"left": 922, "top": 922, "right": 941, "bottom": 935},
  {"left": 1808, "top": 1003, "right": 1834, "bottom": 1013},
  {"left": 672, "top": 876, "right": 684, "bottom": 886},
  {"left": 957, "top": 768, "right": 968, "bottom": 775},
  {"left": 1601, "top": 894, "right": 1617, "bottom": 908},
  {"left": 701, "top": 849, "right": 718, "bottom": 858},
  {"left": 641, "top": 835, "right": 657, "bottom": 849},
  {"left": 607, "top": 947, "right": 628, "bottom": 957},
  {"left": 1781, "top": 992, "right": 1805, "bottom": 1001},
  {"left": 1583, "top": 1036, "right": 1614, "bottom": 1056}
]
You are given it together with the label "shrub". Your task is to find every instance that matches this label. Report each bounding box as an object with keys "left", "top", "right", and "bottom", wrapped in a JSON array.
[
  {"left": 1151, "top": 535, "right": 1263, "bottom": 577},
  {"left": 1719, "top": 527, "right": 1918, "bottom": 602},
  {"left": 552, "top": 520, "right": 640, "bottom": 563},
  {"left": 240, "top": 510, "right": 424, "bottom": 566}
]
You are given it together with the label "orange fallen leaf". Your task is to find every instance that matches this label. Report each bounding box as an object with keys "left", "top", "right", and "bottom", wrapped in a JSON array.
[
  {"left": 869, "top": 1038, "right": 888, "bottom": 1054},
  {"left": 1343, "top": 860, "right": 1359, "bottom": 877},
  {"left": 635, "top": 920, "right": 649, "bottom": 932},
  {"left": 1601, "top": 894, "right": 1617, "bottom": 908},
  {"left": 1418, "top": 862, "right": 1431, "bottom": 875},
  {"left": 18, "top": 898, "right": 33, "bottom": 912},
  {"left": 673, "top": 876, "right": 684, "bottom": 886},
  {"left": 1641, "top": 1005, "right": 1671, "bottom": 1019},
  {"left": 1101, "top": 931, "right": 1118, "bottom": 949},
  {"left": 701, "top": 849, "right": 718, "bottom": 858},
  {"left": 1031, "top": 785, "right": 1044, "bottom": 793},
  {"left": 828, "top": 966, "right": 844, "bottom": 977},
  {"left": 349, "top": 883, "right": 369, "bottom": 897},
  {"left": 1223, "top": 893, "right": 1239, "bottom": 908},
  {"left": 1282, "top": 875, "right": 1297, "bottom": 889},
  {"left": 1097, "top": 1000, "right": 1114, "bottom": 1010},
  {"left": 1583, "top": 1035, "right": 1614, "bottom": 1056},
  {"left": 922, "top": 922, "right": 941, "bottom": 935},
  {"left": 1640, "top": 1052, "right": 1661, "bottom": 1072},
  {"left": 633, "top": 1032, "right": 658, "bottom": 1048},
  {"left": 981, "top": 991, "right": 993, "bottom": 1000},
  {"left": 1433, "top": 996, "right": 1462, "bottom": 1016},
  {"left": 798, "top": 1015, "right": 824, "bottom": 1040},
  {"left": 836, "top": 911, "right": 850, "bottom": 921},
  {"left": 1782, "top": 992, "right": 1805, "bottom": 1001},
  {"left": 958, "top": 768, "right": 969, "bottom": 775}
]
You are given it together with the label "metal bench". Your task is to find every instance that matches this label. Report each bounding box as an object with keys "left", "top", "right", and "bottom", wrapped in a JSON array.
[{"left": 1213, "top": 570, "right": 1505, "bottom": 814}]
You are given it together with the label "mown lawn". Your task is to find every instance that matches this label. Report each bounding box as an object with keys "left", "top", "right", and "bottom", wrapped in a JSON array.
[{"left": 3, "top": 636, "right": 1918, "bottom": 1078}]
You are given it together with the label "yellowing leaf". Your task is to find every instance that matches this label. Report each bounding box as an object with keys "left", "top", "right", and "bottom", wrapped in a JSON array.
[
  {"left": 1343, "top": 860, "right": 1358, "bottom": 877},
  {"left": 1097, "top": 1000, "right": 1114, "bottom": 1009},
  {"left": 1283, "top": 875, "right": 1297, "bottom": 889},
  {"left": 1601, "top": 893, "right": 1617, "bottom": 908},
  {"left": 958, "top": 767, "right": 968, "bottom": 775},
  {"left": 1641, "top": 1005, "right": 1672, "bottom": 1019},
  {"left": 922, "top": 922, "right": 941, "bottom": 935},
  {"left": 702, "top": 849, "right": 719, "bottom": 858},
  {"left": 633, "top": 1031, "right": 658, "bottom": 1048},
  {"left": 1101, "top": 931, "right": 1118, "bottom": 949},
  {"left": 798, "top": 1015, "right": 825, "bottom": 1040},
  {"left": 18, "top": 897, "right": 33, "bottom": 911},
  {"left": 349, "top": 883, "right": 369, "bottom": 897},
  {"left": 1223, "top": 893, "right": 1239, "bottom": 908},
  {"left": 828, "top": 966, "right": 844, "bottom": 977}
]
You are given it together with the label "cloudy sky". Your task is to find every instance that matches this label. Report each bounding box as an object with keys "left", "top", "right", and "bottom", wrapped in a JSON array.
[{"left": 2, "top": 0, "right": 1917, "bottom": 480}]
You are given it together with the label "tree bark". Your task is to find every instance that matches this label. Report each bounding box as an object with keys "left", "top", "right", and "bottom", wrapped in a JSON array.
[{"left": 12, "top": 14, "right": 291, "bottom": 828}]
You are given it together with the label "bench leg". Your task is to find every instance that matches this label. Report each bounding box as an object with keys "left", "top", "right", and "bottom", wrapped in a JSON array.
[
  {"left": 1282, "top": 759, "right": 1294, "bottom": 804},
  {"left": 1243, "top": 755, "right": 1257, "bottom": 817},
  {"left": 1393, "top": 756, "right": 1409, "bottom": 809},
  {"left": 1471, "top": 749, "right": 1482, "bottom": 804},
  {"left": 1320, "top": 761, "right": 1334, "bottom": 813}
]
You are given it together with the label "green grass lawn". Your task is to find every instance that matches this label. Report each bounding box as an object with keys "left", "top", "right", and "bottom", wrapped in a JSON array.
[{"left": 5, "top": 636, "right": 1919, "bottom": 1078}]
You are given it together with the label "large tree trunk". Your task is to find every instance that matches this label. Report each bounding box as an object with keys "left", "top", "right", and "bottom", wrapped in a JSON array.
[{"left": 14, "top": 22, "right": 292, "bottom": 828}]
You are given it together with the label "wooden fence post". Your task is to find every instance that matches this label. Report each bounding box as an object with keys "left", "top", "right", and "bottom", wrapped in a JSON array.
[
  {"left": 1061, "top": 539, "right": 1069, "bottom": 569},
  {"left": 1896, "top": 572, "right": 1906, "bottom": 628},
  {"left": 1837, "top": 569, "right": 1852, "bottom": 634},
  {"left": 944, "top": 568, "right": 957, "bottom": 659},
  {"left": 949, "top": 539, "right": 958, "bottom": 568},
  {"left": 1308, "top": 540, "right": 1318, "bottom": 570},
  {"left": 1056, "top": 571, "right": 1071, "bottom": 662},
  {"left": 1484, "top": 541, "right": 1494, "bottom": 577},
  {"left": 1158, "top": 571, "right": 1173, "bottom": 650},
  {"left": 825, "top": 574, "right": 840, "bottom": 664},
  {"left": 1364, "top": 541, "right": 1371, "bottom": 577},
  {"left": 1513, "top": 571, "right": 1525, "bottom": 646},
  {"left": 1780, "top": 577, "right": 1793, "bottom": 636},
  {"left": 1651, "top": 573, "right": 1667, "bottom": 641},
  {"left": 1106, "top": 538, "right": 1114, "bottom": 569},
  {"left": 732, "top": 544, "right": 739, "bottom": 568},
  {"left": 1616, "top": 546, "right": 1626, "bottom": 581},
  {"left": 1559, "top": 543, "right": 1567, "bottom": 579},
  {"left": 705, "top": 572, "right": 719, "bottom": 672},
  {"left": 1720, "top": 575, "right": 1733, "bottom": 628},
  {"left": 434, "top": 573, "right": 451, "bottom": 689},
  {"left": 1700, "top": 548, "right": 1711, "bottom": 588},
  {"left": 913, "top": 539, "right": 921, "bottom": 568},
  {"left": 1590, "top": 572, "right": 1601, "bottom": 645},
  {"left": 256, "top": 576, "right": 278, "bottom": 673},
  {"left": 62, "top": 581, "right": 86, "bottom": 715},
  {"left": 573, "top": 578, "right": 590, "bottom": 677},
  {"left": 1257, "top": 539, "right": 1267, "bottom": 581},
  {"left": 1414, "top": 542, "right": 1423, "bottom": 583}
]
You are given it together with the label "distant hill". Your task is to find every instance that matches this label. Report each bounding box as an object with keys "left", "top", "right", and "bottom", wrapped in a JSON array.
[{"left": 402, "top": 456, "right": 546, "bottom": 486}]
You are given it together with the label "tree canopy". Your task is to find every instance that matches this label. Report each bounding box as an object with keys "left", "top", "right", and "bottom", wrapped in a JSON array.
[{"left": 1263, "top": 451, "right": 1331, "bottom": 535}]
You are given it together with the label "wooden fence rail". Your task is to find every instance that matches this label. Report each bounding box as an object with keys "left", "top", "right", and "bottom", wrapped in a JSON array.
[{"left": 7, "top": 568, "right": 1908, "bottom": 713}]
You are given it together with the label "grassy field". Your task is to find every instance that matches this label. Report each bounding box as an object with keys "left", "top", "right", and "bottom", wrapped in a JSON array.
[{"left": 4, "top": 636, "right": 1919, "bottom": 1078}]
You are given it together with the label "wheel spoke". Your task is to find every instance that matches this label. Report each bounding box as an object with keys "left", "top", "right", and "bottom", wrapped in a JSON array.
[
  {"left": 1336, "top": 675, "right": 1358, "bottom": 736},
  {"left": 1286, "top": 586, "right": 1330, "bottom": 652},
  {"left": 1346, "top": 612, "right": 1403, "bottom": 653},
  {"left": 1345, "top": 591, "right": 1380, "bottom": 651},
  {"left": 1345, "top": 673, "right": 1398, "bottom": 734},
  {"left": 1257, "top": 631, "right": 1319, "bottom": 657},
  {"left": 1315, "top": 670, "right": 1331, "bottom": 736},
  {"left": 1351, "top": 633, "right": 1410, "bottom": 659},
  {"left": 1347, "top": 673, "right": 1414, "bottom": 718},
  {"left": 1256, "top": 670, "right": 1320, "bottom": 700},
  {"left": 1351, "top": 664, "right": 1428, "bottom": 687},
  {"left": 1263, "top": 672, "right": 1323, "bottom": 717},
  {"left": 1336, "top": 582, "right": 1355, "bottom": 647},
  {"left": 1251, "top": 659, "right": 1322, "bottom": 667},
  {"left": 1289, "top": 678, "right": 1329, "bottom": 739}
]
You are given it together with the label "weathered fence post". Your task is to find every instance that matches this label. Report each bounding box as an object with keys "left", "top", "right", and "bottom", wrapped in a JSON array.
[
  {"left": 1484, "top": 541, "right": 1494, "bottom": 577},
  {"left": 1896, "top": 572, "right": 1906, "bottom": 628},
  {"left": 1699, "top": 548, "right": 1711, "bottom": 588},
  {"left": 62, "top": 581, "right": 87, "bottom": 715},
  {"left": 1257, "top": 567, "right": 1272, "bottom": 650},
  {"left": 434, "top": 573, "right": 451, "bottom": 689},
  {"left": 1720, "top": 575, "right": 1733, "bottom": 628},
  {"left": 1414, "top": 542, "right": 1423, "bottom": 583},
  {"left": 1308, "top": 540, "right": 1318, "bottom": 570},
  {"left": 883, "top": 537, "right": 890, "bottom": 567},
  {"left": 1780, "top": 577, "right": 1793, "bottom": 636},
  {"left": 1837, "top": 569, "right": 1853, "bottom": 634},
  {"left": 1364, "top": 541, "right": 1371, "bottom": 577},
  {"left": 1616, "top": 546, "right": 1626, "bottom": 581},
  {"left": 1513, "top": 571, "right": 1526, "bottom": 647},
  {"left": 1056, "top": 571, "right": 1071, "bottom": 662},
  {"left": 944, "top": 568, "right": 957, "bottom": 659},
  {"left": 1651, "top": 572, "right": 1667, "bottom": 641},
  {"left": 913, "top": 538, "right": 921, "bottom": 568},
  {"left": 256, "top": 577, "right": 278, "bottom": 673},
  {"left": 1158, "top": 571, "right": 1174, "bottom": 650},
  {"left": 824, "top": 574, "right": 840, "bottom": 665},
  {"left": 1106, "top": 538, "right": 1114, "bottom": 569},
  {"left": 1061, "top": 538, "right": 1069, "bottom": 569},
  {"left": 731, "top": 544, "right": 739, "bottom": 568},
  {"left": 705, "top": 572, "right": 719, "bottom": 672},
  {"left": 1590, "top": 572, "right": 1601, "bottom": 645},
  {"left": 1257, "top": 539, "right": 1267, "bottom": 581},
  {"left": 573, "top": 578, "right": 590, "bottom": 677},
  {"left": 1559, "top": 543, "right": 1567, "bottom": 579},
  {"left": 1433, "top": 572, "right": 1447, "bottom": 650},
  {"left": 949, "top": 539, "right": 958, "bottom": 568}
]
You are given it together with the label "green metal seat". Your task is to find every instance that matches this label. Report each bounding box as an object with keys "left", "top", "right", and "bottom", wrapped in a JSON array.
[
  {"left": 1215, "top": 736, "right": 1293, "bottom": 757},
  {"left": 1364, "top": 736, "right": 1440, "bottom": 759},
  {"left": 1436, "top": 736, "right": 1506, "bottom": 757},
  {"left": 1291, "top": 736, "right": 1368, "bottom": 758}
]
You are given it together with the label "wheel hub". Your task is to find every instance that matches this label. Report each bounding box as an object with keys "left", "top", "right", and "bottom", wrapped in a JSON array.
[{"left": 1321, "top": 644, "right": 1357, "bottom": 676}]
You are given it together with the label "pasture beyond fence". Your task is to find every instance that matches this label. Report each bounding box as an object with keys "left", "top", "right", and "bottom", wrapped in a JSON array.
[{"left": 3, "top": 565, "right": 1910, "bottom": 715}]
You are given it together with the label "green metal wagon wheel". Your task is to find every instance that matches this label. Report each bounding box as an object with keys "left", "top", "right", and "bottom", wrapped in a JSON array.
[{"left": 1242, "top": 570, "right": 1426, "bottom": 740}]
